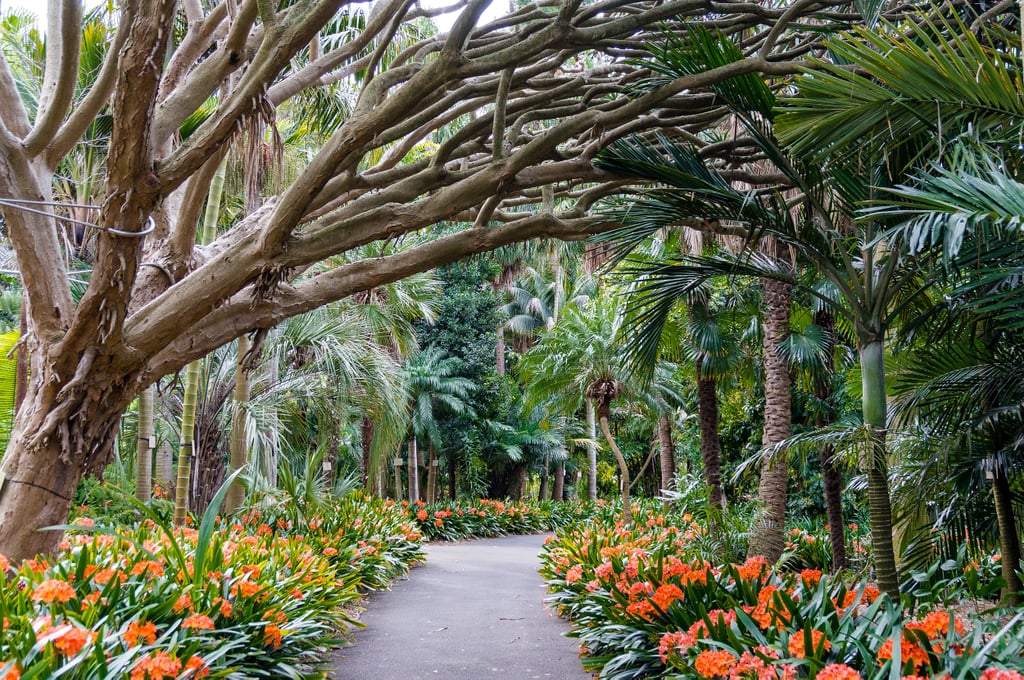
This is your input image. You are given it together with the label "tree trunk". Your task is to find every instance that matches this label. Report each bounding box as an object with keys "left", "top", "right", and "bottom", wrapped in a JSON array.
[
  {"left": 748, "top": 277, "right": 792, "bottom": 562},
  {"left": 14, "top": 301, "right": 26, "bottom": 414},
  {"left": 173, "top": 358, "right": 202, "bottom": 526},
  {"left": 172, "top": 157, "right": 225, "bottom": 526},
  {"left": 496, "top": 325, "right": 505, "bottom": 376},
  {"left": 407, "top": 439, "right": 419, "bottom": 502},
  {"left": 135, "top": 385, "right": 154, "bottom": 501},
  {"left": 554, "top": 464, "right": 565, "bottom": 501},
  {"left": 598, "top": 413, "right": 631, "bottom": 525},
  {"left": 859, "top": 338, "right": 899, "bottom": 598},
  {"left": 225, "top": 334, "right": 250, "bottom": 513},
  {"left": 696, "top": 357, "right": 726, "bottom": 509},
  {"left": 360, "top": 416, "right": 374, "bottom": 492},
  {"left": 813, "top": 309, "right": 847, "bottom": 572},
  {"left": 393, "top": 452, "right": 404, "bottom": 501},
  {"left": 538, "top": 466, "right": 549, "bottom": 501},
  {"left": 448, "top": 450, "right": 457, "bottom": 500},
  {"left": 426, "top": 443, "right": 438, "bottom": 504},
  {"left": 991, "top": 464, "right": 1024, "bottom": 605},
  {"left": 658, "top": 415, "right": 676, "bottom": 493},
  {"left": 585, "top": 399, "right": 598, "bottom": 501}
]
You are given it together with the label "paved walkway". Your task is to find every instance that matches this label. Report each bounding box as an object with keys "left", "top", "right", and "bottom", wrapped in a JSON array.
[{"left": 327, "top": 533, "right": 591, "bottom": 680}]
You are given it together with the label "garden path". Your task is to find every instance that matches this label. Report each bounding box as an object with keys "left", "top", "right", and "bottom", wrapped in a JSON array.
[{"left": 327, "top": 532, "right": 591, "bottom": 680}]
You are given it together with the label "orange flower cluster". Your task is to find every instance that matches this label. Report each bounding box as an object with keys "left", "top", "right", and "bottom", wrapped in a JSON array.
[
  {"left": 787, "top": 628, "right": 830, "bottom": 659},
  {"left": 131, "top": 650, "right": 182, "bottom": 680},
  {"left": 817, "top": 663, "right": 862, "bottom": 679},
  {"left": 182, "top": 614, "right": 215, "bottom": 630},
  {"left": 31, "top": 579, "right": 76, "bottom": 604},
  {"left": 125, "top": 620, "right": 158, "bottom": 646},
  {"left": 695, "top": 649, "right": 737, "bottom": 678}
]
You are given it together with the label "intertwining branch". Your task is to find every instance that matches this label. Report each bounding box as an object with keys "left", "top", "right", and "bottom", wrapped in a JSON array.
[{"left": 0, "top": 0, "right": 857, "bottom": 558}]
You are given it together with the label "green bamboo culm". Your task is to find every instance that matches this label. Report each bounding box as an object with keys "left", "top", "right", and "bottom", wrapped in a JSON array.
[
  {"left": 135, "top": 385, "right": 154, "bottom": 501},
  {"left": 173, "top": 157, "right": 228, "bottom": 527}
]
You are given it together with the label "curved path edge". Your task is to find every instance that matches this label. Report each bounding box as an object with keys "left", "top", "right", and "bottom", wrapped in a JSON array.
[{"left": 327, "top": 533, "right": 591, "bottom": 680}]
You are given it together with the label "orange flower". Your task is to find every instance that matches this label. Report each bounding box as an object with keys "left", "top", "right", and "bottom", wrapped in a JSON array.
[
  {"left": 32, "top": 579, "right": 76, "bottom": 604},
  {"left": 416, "top": 510, "right": 428, "bottom": 521},
  {"left": 130, "top": 561, "right": 164, "bottom": 578},
  {"left": 658, "top": 630, "right": 697, "bottom": 663},
  {"left": 183, "top": 655, "right": 210, "bottom": 678},
  {"left": 878, "top": 636, "right": 930, "bottom": 671},
  {"left": 565, "top": 565, "right": 584, "bottom": 583},
  {"left": 263, "top": 623, "right": 283, "bottom": 649},
  {"left": 650, "top": 583, "right": 683, "bottom": 612},
  {"left": 92, "top": 568, "right": 121, "bottom": 586},
  {"left": 323, "top": 547, "right": 338, "bottom": 557},
  {"left": 131, "top": 650, "right": 182, "bottom": 680},
  {"left": 182, "top": 614, "right": 215, "bottom": 630},
  {"left": 800, "top": 569, "right": 823, "bottom": 587},
  {"left": 214, "top": 597, "right": 233, "bottom": 617},
  {"left": 52, "top": 625, "right": 97, "bottom": 656},
  {"left": 1, "top": 661, "right": 19, "bottom": 680},
  {"left": 694, "top": 649, "right": 736, "bottom": 678},
  {"left": 0, "top": 555, "right": 9, "bottom": 572},
  {"left": 817, "top": 664, "right": 862, "bottom": 680},
  {"left": 788, "top": 628, "right": 830, "bottom": 658},
  {"left": 915, "top": 611, "right": 966, "bottom": 637},
  {"left": 172, "top": 594, "right": 193, "bottom": 614},
  {"left": 125, "top": 620, "right": 157, "bottom": 646},
  {"left": 231, "top": 580, "right": 260, "bottom": 598},
  {"left": 981, "top": 672, "right": 1024, "bottom": 680}
]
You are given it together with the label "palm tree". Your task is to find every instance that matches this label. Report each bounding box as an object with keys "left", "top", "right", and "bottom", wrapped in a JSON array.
[
  {"left": 402, "top": 346, "right": 474, "bottom": 503},
  {"left": 591, "top": 25, "right": 945, "bottom": 595},
  {"left": 520, "top": 291, "right": 681, "bottom": 522}
]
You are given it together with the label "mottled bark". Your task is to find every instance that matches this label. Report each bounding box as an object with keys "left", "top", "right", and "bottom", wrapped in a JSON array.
[
  {"left": 426, "top": 444, "right": 438, "bottom": 504},
  {"left": 748, "top": 277, "right": 792, "bottom": 563}
]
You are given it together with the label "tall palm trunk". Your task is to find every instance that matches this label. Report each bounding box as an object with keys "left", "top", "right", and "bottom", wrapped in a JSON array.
[
  {"left": 538, "top": 465, "right": 549, "bottom": 501},
  {"left": 496, "top": 325, "right": 506, "bottom": 376},
  {"left": 173, "top": 158, "right": 226, "bottom": 526},
  {"left": 813, "top": 309, "right": 846, "bottom": 571},
  {"left": 225, "top": 333, "right": 250, "bottom": 514},
  {"left": 360, "top": 417, "right": 374, "bottom": 492},
  {"left": 991, "top": 463, "right": 1024, "bottom": 604},
  {"left": 552, "top": 462, "right": 564, "bottom": 501},
  {"left": 658, "top": 415, "right": 675, "bottom": 493},
  {"left": 696, "top": 356, "right": 726, "bottom": 508},
  {"left": 393, "top": 451, "right": 404, "bottom": 501},
  {"left": 407, "top": 438, "right": 419, "bottom": 502},
  {"left": 134, "top": 385, "right": 154, "bottom": 501},
  {"left": 448, "top": 451, "right": 457, "bottom": 500},
  {"left": 598, "top": 410, "right": 631, "bottom": 525},
  {"left": 585, "top": 399, "right": 598, "bottom": 501},
  {"left": 749, "top": 277, "right": 792, "bottom": 562},
  {"left": 859, "top": 337, "right": 899, "bottom": 597},
  {"left": 426, "top": 443, "right": 438, "bottom": 504}
]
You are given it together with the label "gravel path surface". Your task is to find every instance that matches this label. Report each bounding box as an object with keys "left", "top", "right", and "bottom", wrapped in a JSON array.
[{"left": 327, "top": 533, "right": 590, "bottom": 680}]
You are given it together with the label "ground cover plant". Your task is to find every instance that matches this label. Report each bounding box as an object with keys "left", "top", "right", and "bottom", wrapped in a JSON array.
[
  {"left": 540, "top": 502, "right": 1024, "bottom": 679},
  {"left": 404, "top": 498, "right": 602, "bottom": 542},
  {"left": 0, "top": 492, "right": 424, "bottom": 679}
]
